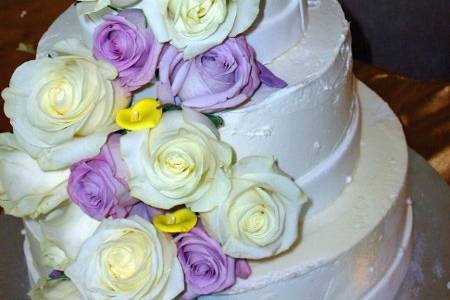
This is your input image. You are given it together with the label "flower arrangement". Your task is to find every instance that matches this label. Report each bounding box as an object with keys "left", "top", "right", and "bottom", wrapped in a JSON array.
[{"left": 0, "top": 2, "right": 307, "bottom": 299}]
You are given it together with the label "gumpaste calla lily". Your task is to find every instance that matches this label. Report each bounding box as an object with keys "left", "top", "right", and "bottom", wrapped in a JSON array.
[
  {"left": 116, "top": 98, "right": 162, "bottom": 131},
  {"left": 153, "top": 208, "right": 198, "bottom": 233}
]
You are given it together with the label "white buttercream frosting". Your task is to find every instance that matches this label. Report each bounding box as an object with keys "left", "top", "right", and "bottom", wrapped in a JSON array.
[{"left": 246, "top": 0, "right": 307, "bottom": 63}]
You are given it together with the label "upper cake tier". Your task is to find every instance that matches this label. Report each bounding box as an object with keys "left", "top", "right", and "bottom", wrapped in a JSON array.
[
  {"left": 217, "top": 0, "right": 359, "bottom": 217},
  {"left": 246, "top": 0, "right": 307, "bottom": 62},
  {"left": 77, "top": 0, "right": 307, "bottom": 63}
]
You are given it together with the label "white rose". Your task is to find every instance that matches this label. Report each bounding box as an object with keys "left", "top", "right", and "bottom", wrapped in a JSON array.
[
  {"left": 146, "top": 0, "right": 260, "bottom": 58},
  {"left": 0, "top": 133, "right": 69, "bottom": 218},
  {"left": 41, "top": 243, "right": 70, "bottom": 271},
  {"left": 29, "top": 278, "right": 82, "bottom": 300},
  {"left": 1, "top": 39, "right": 130, "bottom": 171},
  {"left": 65, "top": 216, "right": 184, "bottom": 300},
  {"left": 40, "top": 202, "right": 100, "bottom": 270},
  {"left": 201, "top": 156, "right": 308, "bottom": 259},
  {"left": 121, "top": 108, "right": 232, "bottom": 212},
  {"left": 76, "top": 0, "right": 141, "bottom": 15}
]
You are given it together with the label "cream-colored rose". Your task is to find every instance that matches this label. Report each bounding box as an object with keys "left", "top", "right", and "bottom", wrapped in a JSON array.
[
  {"left": 1, "top": 39, "right": 130, "bottom": 171},
  {"left": 146, "top": 0, "right": 260, "bottom": 58},
  {"left": 0, "top": 133, "right": 69, "bottom": 218},
  {"left": 29, "top": 278, "right": 82, "bottom": 300},
  {"left": 76, "top": 0, "right": 141, "bottom": 15},
  {"left": 201, "top": 156, "right": 308, "bottom": 259},
  {"left": 65, "top": 216, "right": 184, "bottom": 300},
  {"left": 40, "top": 202, "right": 100, "bottom": 270},
  {"left": 121, "top": 108, "right": 232, "bottom": 212}
]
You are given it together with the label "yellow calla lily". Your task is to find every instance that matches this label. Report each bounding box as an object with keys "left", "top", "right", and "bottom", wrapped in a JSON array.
[
  {"left": 116, "top": 98, "right": 162, "bottom": 131},
  {"left": 153, "top": 208, "right": 198, "bottom": 233}
]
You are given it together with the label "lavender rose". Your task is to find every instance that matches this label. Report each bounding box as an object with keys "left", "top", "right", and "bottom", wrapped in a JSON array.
[
  {"left": 68, "top": 134, "right": 137, "bottom": 220},
  {"left": 94, "top": 9, "right": 162, "bottom": 92},
  {"left": 128, "top": 202, "right": 163, "bottom": 221},
  {"left": 158, "top": 37, "right": 287, "bottom": 113},
  {"left": 174, "top": 226, "right": 251, "bottom": 299}
]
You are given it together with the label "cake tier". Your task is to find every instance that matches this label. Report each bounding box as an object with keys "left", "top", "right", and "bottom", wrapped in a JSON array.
[
  {"left": 246, "top": 0, "right": 307, "bottom": 63},
  {"left": 76, "top": 0, "right": 307, "bottom": 63},
  {"left": 218, "top": 0, "right": 358, "bottom": 216},
  {"left": 206, "top": 81, "right": 412, "bottom": 299},
  {"left": 24, "top": 81, "right": 411, "bottom": 299},
  {"left": 38, "top": 0, "right": 359, "bottom": 217}
]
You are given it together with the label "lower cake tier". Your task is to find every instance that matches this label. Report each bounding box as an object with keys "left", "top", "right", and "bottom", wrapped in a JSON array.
[{"left": 24, "top": 81, "right": 412, "bottom": 299}]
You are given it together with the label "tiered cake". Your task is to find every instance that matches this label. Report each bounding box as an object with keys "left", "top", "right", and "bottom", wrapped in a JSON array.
[{"left": 0, "top": 0, "right": 412, "bottom": 299}]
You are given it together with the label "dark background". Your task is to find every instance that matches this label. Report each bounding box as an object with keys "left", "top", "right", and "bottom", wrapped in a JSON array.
[{"left": 339, "top": 0, "right": 450, "bottom": 81}]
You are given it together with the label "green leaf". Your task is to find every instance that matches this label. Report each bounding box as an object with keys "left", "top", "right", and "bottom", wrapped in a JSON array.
[
  {"left": 161, "top": 103, "right": 182, "bottom": 112},
  {"left": 48, "top": 274, "right": 70, "bottom": 281},
  {"left": 160, "top": 104, "right": 224, "bottom": 129},
  {"left": 107, "top": 5, "right": 121, "bottom": 12},
  {"left": 205, "top": 113, "right": 224, "bottom": 129},
  {"left": 116, "top": 129, "right": 129, "bottom": 135}
]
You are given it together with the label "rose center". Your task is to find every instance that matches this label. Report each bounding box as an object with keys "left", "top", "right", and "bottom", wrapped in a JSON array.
[
  {"left": 187, "top": 0, "right": 215, "bottom": 21},
  {"left": 40, "top": 79, "right": 73, "bottom": 116},
  {"left": 164, "top": 153, "right": 190, "bottom": 174},
  {"left": 105, "top": 245, "right": 136, "bottom": 280},
  {"left": 100, "top": 231, "right": 151, "bottom": 291},
  {"left": 245, "top": 208, "right": 266, "bottom": 234},
  {"left": 230, "top": 187, "right": 282, "bottom": 246},
  {"left": 169, "top": 0, "right": 227, "bottom": 38}
]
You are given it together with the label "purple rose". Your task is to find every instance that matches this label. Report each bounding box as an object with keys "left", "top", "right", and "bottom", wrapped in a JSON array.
[
  {"left": 174, "top": 226, "right": 251, "bottom": 299},
  {"left": 158, "top": 37, "right": 287, "bottom": 113},
  {"left": 68, "top": 134, "right": 137, "bottom": 220},
  {"left": 94, "top": 9, "right": 162, "bottom": 92},
  {"left": 128, "top": 202, "right": 163, "bottom": 222}
]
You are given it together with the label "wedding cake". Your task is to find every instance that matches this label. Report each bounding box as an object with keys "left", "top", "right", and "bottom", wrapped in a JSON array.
[{"left": 0, "top": 0, "right": 412, "bottom": 299}]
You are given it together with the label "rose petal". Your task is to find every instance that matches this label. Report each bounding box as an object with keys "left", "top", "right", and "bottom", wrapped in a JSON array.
[
  {"left": 257, "top": 62, "right": 288, "bottom": 88},
  {"left": 236, "top": 259, "right": 252, "bottom": 279}
]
